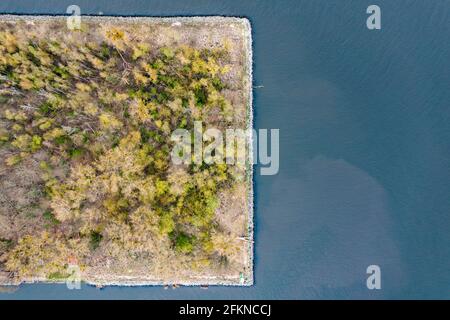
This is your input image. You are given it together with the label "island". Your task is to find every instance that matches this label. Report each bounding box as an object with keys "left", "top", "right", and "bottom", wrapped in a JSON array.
[{"left": 0, "top": 15, "right": 253, "bottom": 286}]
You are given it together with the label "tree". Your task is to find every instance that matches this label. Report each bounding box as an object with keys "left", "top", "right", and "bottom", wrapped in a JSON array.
[
  {"left": 175, "top": 233, "right": 194, "bottom": 254},
  {"left": 5, "top": 232, "right": 88, "bottom": 278}
]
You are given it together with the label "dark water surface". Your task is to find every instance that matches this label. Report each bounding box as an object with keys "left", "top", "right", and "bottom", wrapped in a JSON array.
[{"left": 0, "top": 0, "right": 449, "bottom": 299}]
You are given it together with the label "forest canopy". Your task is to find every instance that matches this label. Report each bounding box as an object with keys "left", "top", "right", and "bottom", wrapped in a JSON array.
[{"left": 0, "top": 17, "right": 252, "bottom": 286}]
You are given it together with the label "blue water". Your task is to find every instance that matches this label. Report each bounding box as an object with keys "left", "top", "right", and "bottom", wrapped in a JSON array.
[{"left": 1, "top": 0, "right": 449, "bottom": 299}]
